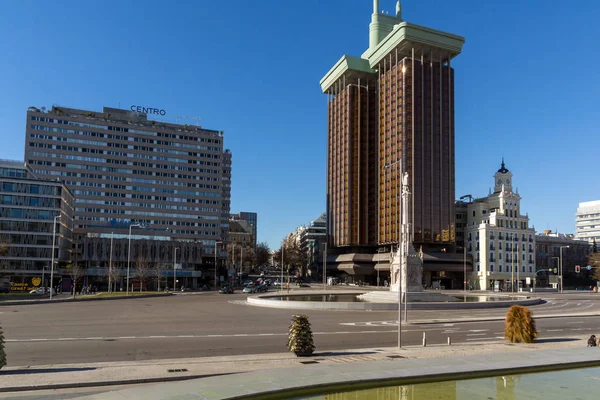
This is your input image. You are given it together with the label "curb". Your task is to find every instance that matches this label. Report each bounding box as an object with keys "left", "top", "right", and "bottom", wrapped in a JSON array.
[
  {"left": 0, "top": 293, "right": 173, "bottom": 306},
  {"left": 410, "top": 313, "right": 600, "bottom": 325},
  {"left": 0, "top": 372, "right": 234, "bottom": 393}
]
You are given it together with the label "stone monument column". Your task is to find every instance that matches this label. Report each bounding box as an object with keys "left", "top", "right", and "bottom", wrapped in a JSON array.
[{"left": 390, "top": 172, "right": 423, "bottom": 294}]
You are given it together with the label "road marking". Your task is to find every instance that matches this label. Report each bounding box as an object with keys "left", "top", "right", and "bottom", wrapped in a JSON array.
[
  {"left": 119, "top": 336, "right": 135, "bottom": 339},
  {"left": 57, "top": 338, "right": 75, "bottom": 341},
  {"left": 149, "top": 336, "right": 166, "bottom": 338},
  {"left": 206, "top": 335, "right": 223, "bottom": 337},
  {"left": 468, "top": 329, "right": 488, "bottom": 332},
  {"left": 443, "top": 324, "right": 455, "bottom": 327},
  {"left": 467, "top": 333, "right": 487, "bottom": 336},
  {"left": 258, "top": 333, "right": 274, "bottom": 336},
  {"left": 233, "top": 334, "right": 248, "bottom": 337},
  {"left": 545, "top": 329, "right": 563, "bottom": 332},
  {"left": 85, "top": 337, "right": 103, "bottom": 340},
  {"left": 178, "top": 335, "right": 194, "bottom": 338}
]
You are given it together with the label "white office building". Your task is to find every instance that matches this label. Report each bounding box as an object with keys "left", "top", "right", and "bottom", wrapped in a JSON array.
[
  {"left": 575, "top": 200, "right": 600, "bottom": 246},
  {"left": 464, "top": 161, "right": 536, "bottom": 291}
]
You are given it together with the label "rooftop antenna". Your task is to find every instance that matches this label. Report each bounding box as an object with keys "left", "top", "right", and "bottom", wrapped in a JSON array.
[{"left": 175, "top": 115, "right": 201, "bottom": 126}]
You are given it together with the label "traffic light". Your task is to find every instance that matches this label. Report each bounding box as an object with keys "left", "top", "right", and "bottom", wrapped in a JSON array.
[{"left": 575, "top": 265, "right": 581, "bottom": 273}]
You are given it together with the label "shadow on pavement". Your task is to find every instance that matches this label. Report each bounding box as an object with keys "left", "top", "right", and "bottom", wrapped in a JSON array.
[
  {"left": 535, "top": 338, "right": 580, "bottom": 343},
  {"left": 312, "top": 351, "right": 377, "bottom": 357},
  {"left": 2, "top": 367, "right": 97, "bottom": 375}
]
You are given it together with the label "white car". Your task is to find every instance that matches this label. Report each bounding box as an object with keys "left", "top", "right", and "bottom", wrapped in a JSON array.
[
  {"left": 273, "top": 280, "right": 281, "bottom": 287},
  {"left": 29, "top": 287, "right": 55, "bottom": 295}
]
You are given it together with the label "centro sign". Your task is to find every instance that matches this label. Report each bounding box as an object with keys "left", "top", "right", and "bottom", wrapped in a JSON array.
[{"left": 130, "top": 105, "right": 166, "bottom": 116}]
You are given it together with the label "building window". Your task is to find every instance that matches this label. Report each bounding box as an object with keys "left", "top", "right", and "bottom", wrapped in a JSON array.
[
  {"left": 529, "top": 266, "right": 533, "bottom": 273},
  {"left": 477, "top": 264, "right": 480, "bottom": 272},
  {"left": 498, "top": 265, "right": 501, "bottom": 272}
]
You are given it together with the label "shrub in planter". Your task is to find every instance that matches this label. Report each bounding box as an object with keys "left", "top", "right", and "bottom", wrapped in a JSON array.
[
  {"left": 287, "top": 315, "right": 315, "bottom": 356},
  {"left": 0, "top": 323, "right": 5, "bottom": 369},
  {"left": 504, "top": 305, "right": 537, "bottom": 343}
]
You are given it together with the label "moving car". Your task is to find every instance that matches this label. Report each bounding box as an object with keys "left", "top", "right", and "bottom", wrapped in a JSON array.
[{"left": 219, "top": 286, "right": 234, "bottom": 294}]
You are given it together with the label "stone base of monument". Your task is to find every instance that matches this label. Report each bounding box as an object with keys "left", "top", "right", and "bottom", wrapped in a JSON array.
[{"left": 357, "top": 290, "right": 459, "bottom": 303}]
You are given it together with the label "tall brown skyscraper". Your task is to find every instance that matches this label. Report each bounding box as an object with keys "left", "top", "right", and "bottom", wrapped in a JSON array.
[{"left": 321, "top": 1, "right": 464, "bottom": 252}]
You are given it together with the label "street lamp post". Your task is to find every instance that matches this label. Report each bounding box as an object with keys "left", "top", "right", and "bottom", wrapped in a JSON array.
[
  {"left": 281, "top": 243, "right": 284, "bottom": 293},
  {"left": 173, "top": 247, "right": 179, "bottom": 291},
  {"left": 559, "top": 246, "right": 570, "bottom": 293},
  {"left": 533, "top": 268, "right": 551, "bottom": 292},
  {"left": 214, "top": 241, "right": 222, "bottom": 289},
  {"left": 49, "top": 215, "right": 60, "bottom": 300},
  {"left": 108, "top": 232, "right": 114, "bottom": 293},
  {"left": 323, "top": 242, "right": 327, "bottom": 289},
  {"left": 127, "top": 223, "right": 142, "bottom": 296},
  {"left": 383, "top": 158, "right": 403, "bottom": 349},
  {"left": 240, "top": 246, "right": 243, "bottom": 285}
]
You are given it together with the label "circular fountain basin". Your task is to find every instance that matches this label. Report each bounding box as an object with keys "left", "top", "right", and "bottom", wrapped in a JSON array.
[{"left": 246, "top": 291, "right": 543, "bottom": 310}]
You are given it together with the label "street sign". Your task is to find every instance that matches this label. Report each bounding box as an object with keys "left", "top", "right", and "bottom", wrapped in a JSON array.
[{"left": 587, "top": 265, "right": 592, "bottom": 271}]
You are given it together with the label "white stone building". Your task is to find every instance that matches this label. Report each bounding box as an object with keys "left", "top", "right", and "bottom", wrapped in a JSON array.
[
  {"left": 575, "top": 200, "right": 600, "bottom": 245},
  {"left": 465, "top": 161, "right": 536, "bottom": 291}
]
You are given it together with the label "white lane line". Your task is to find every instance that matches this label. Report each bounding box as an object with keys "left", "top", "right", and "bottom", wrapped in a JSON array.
[
  {"left": 119, "top": 336, "right": 135, "bottom": 339},
  {"left": 566, "top": 321, "right": 585, "bottom": 324},
  {"left": 149, "top": 336, "right": 166, "bottom": 338},
  {"left": 466, "top": 333, "right": 487, "bottom": 336},
  {"left": 546, "top": 329, "right": 563, "bottom": 332},
  {"left": 178, "top": 335, "right": 194, "bottom": 338},
  {"left": 468, "top": 329, "right": 488, "bottom": 332},
  {"left": 233, "top": 334, "right": 248, "bottom": 337},
  {"left": 57, "top": 338, "right": 75, "bottom": 341},
  {"left": 206, "top": 335, "right": 223, "bottom": 337},
  {"left": 85, "top": 337, "right": 103, "bottom": 340}
]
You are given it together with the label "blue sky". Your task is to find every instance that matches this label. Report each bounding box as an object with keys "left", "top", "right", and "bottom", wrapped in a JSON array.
[{"left": 1, "top": 0, "right": 599, "bottom": 250}]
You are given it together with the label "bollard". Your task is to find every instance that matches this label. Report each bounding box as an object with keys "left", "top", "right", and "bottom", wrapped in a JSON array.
[
  {"left": 422, "top": 332, "right": 427, "bottom": 347},
  {"left": 447, "top": 336, "right": 451, "bottom": 346}
]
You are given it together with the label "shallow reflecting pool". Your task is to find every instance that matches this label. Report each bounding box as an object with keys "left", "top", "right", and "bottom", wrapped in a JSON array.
[
  {"left": 297, "top": 366, "right": 600, "bottom": 399},
  {"left": 269, "top": 294, "right": 366, "bottom": 302},
  {"left": 268, "top": 294, "right": 522, "bottom": 303}
]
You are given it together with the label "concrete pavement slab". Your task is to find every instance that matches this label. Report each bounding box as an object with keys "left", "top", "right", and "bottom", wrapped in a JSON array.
[{"left": 0, "top": 334, "right": 594, "bottom": 395}]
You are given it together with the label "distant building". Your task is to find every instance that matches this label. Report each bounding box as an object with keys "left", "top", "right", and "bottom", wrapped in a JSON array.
[
  {"left": 228, "top": 218, "right": 255, "bottom": 272},
  {"left": 230, "top": 212, "right": 257, "bottom": 248},
  {"left": 23, "top": 105, "right": 233, "bottom": 288},
  {"left": 535, "top": 231, "right": 590, "bottom": 277},
  {"left": 0, "top": 160, "right": 74, "bottom": 290},
  {"left": 461, "top": 160, "right": 536, "bottom": 291},
  {"left": 575, "top": 200, "right": 600, "bottom": 245}
]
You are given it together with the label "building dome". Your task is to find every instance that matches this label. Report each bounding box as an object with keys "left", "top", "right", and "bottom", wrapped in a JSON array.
[{"left": 497, "top": 158, "right": 509, "bottom": 174}]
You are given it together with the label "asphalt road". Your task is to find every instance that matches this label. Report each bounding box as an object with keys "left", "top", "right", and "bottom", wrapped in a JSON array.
[{"left": 2, "top": 291, "right": 600, "bottom": 366}]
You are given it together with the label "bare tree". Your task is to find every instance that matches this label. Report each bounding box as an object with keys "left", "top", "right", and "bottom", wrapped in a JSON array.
[
  {"left": 589, "top": 252, "right": 600, "bottom": 281},
  {"left": 152, "top": 263, "right": 168, "bottom": 291},
  {"left": 134, "top": 256, "right": 151, "bottom": 292},
  {"left": 254, "top": 242, "right": 271, "bottom": 267},
  {"left": 104, "top": 264, "right": 120, "bottom": 293},
  {"left": 67, "top": 264, "right": 84, "bottom": 298}
]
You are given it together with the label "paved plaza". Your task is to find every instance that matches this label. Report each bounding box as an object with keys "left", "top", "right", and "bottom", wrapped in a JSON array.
[{"left": 1, "top": 289, "right": 600, "bottom": 398}]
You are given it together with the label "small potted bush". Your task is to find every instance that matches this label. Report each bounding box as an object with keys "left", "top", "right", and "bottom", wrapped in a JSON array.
[
  {"left": 287, "top": 315, "right": 315, "bottom": 356},
  {"left": 504, "top": 305, "right": 537, "bottom": 343}
]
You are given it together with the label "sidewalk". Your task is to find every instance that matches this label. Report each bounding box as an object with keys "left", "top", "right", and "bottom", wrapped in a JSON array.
[{"left": 0, "top": 334, "right": 591, "bottom": 393}]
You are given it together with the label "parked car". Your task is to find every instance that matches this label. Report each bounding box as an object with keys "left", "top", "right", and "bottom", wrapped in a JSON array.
[
  {"left": 219, "top": 286, "right": 234, "bottom": 294},
  {"left": 243, "top": 286, "right": 256, "bottom": 293}
]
